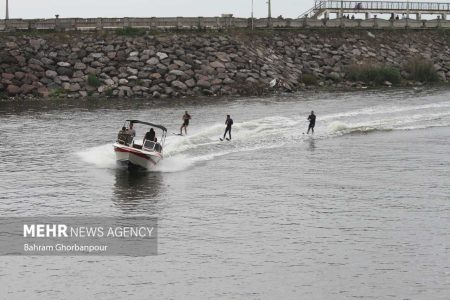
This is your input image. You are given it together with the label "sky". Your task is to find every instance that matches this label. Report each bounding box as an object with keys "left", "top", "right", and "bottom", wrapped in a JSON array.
[{"left": 3, "top": 0, "right": 314, "bottom": 19}]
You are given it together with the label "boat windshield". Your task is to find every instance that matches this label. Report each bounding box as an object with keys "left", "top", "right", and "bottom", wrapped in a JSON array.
[{"left": 143, "top": 140, "right": 162, "bottom": 153}]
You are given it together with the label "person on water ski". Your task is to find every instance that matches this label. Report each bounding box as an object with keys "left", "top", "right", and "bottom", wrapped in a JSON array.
[
  {"left": 180, "top": 111, "right": 191, "bottom": 135},
  {"left": 222, "top": 115, "right": 233, "bottom": 140},
  {"left": 307, "top": 111, "right": 316, "bottom": 134}
]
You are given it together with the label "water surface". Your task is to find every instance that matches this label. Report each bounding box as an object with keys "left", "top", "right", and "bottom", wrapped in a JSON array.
[{"left": 1, "top": 89, "right": 449, "bottom": 299}]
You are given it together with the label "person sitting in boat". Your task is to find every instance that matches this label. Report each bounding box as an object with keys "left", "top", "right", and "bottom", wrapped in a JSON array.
[
  {"left": 144, "top": 128, "right": 156, "bottom": 142},
  {"left": 117, "top": 126, "right": 129, "bottom": 145},
  {"left": 127, "top": 122, "right": 136, "bottom": 138}
]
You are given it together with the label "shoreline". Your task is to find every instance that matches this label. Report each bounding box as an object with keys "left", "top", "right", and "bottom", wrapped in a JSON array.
[
  {"left": 1, "top": 85, "right": 446, "bottom": 112},
  {"left": 1, "top": 29, "right": 449, "bottom": 102}
]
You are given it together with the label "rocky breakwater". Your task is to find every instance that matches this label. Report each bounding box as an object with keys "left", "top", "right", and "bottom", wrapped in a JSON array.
[{"left": 0, "top": 30, "right": 449, "bottom": 100}]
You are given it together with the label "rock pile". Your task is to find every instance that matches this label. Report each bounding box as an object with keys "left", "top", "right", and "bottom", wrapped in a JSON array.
[{"left": 0, "top": 30, "right": 449, "bottom": 99}]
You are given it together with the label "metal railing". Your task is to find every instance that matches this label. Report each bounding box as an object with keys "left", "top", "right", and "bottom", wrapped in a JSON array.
[
  {"left": 2, "top": 15, "right": 450, "bottom": 31},
  {"left": 299, "top": 1, "right": 326, "bottom": 18},
  {"left": 315, "top": 0, "right": 450, "bottom": 11}
]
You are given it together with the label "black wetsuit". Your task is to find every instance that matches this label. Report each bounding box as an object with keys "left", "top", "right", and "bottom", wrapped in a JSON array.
[
  {"left": 145, "top": 130, "right": 155, "bottom": 141},
  {"left": 183, "top": 114, "right": 191, "bottom": 126},
  {"left": 223, "top": 118, "right": 233, "bottom": 140},
  {"left": 307, "top": 114, "right": 316, "bottom": 134}
]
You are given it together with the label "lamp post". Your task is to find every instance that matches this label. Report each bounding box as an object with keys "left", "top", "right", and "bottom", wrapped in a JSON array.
[
  {"left": 5, "top": 0, "right": 9, "bottom": 20},
  {"left": 407, "top": 0, "right": 410, "bottom": 19},
  {"left": 251, "top": 0, "right": 254, "bottom": 30},
  {"left": 267, "top": 0, "right": 272, "bottom": 27}
]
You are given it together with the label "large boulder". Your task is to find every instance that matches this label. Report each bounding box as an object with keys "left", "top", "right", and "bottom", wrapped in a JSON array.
[
  {"left": 91, "top": 53, "right": 104, "bottom": 59},
  {"left": 156, "top": 52, "right": 168, "bottom": 60},
  {"left": 146, "top": 57, "right": 159, "bottom": 65},
  {"left": 223, "top": 78, "right": 235, "bottom": 85},
  {"left": 352, "top": 49, "right": 361, "bottom": 56},
  {"left": 2, "top": 73, "right": 15, "bottom": 81},
  {"left": 56, "top": 67, "right": 73, "bottom": 77},
  {"left": 118, "top": 78, "right": 129, "bottom": 85},
  {"left": 6, "top": 84, "right": 21, "bottom": 95},
  {"left": 127, "top": 67, "right": 138, "bottom": 75},
  {"left": 14, "top": 72, "right": 25, "bottom": 80},
  {"left": 185, "top": 79, "right": 196, "bottom": 88},
  {"left": 29, "top": 64, "right": 44, "bottom": 72},
  {"left": 28, "top": 58, "right": 43, "bottom": 66},
  {"left": 171, "top": 80, "right": 187, "bottom": 90},
  {"left": 165, "top": 74, "right": 177, "bottom": 82},
  {"left": 57, "top": 61, "right": 71, "bottom": 67},
  {"left": 73, "top": 71, "right": 85, "bottom": 78},
  {"left": 21, "top": 84, "right": 36, "bottom": 94},
  {"left": 104, "top": 78, "right": 115, "bottom": 86},
  {"left": 0, "top": 52, "right": 17, "bottom": 64},
  {"left": 74, "top": 62, "right": 87, "bottom": 70},
  {"left": 150, "top": 73, "right": 162, "bottom": 79},
  {"left": 29, "top": 39, "right": 45, "bottom": 51},
  {"left": 5, "top": 42, "right": 18, "bottom": 49},
  {"left": 169, "top": 70, "right": 187, "bottom": 77},
  {"left": 197, "top": 80, "right": 211, "bottom": 88},
  {"left": 104, "top": 45, "right": 115, "bottom": 52},
  {"left": 118, "top": 86, "right": 133, "bottom": 97},
  {"left": 173, "top": 60, "right": 185, "bottom": 67},
  {"left": 37, "top": 87, "right": 50, "bottom": 97},
  {"left": 210, "top": 61, "right": 226, "bottom": 69},
  {"left": 215, "top": 52, "right": 231, "bottom": 62},
  {"left": 69, "top": 83, "right": 81, "bottom": 92}
]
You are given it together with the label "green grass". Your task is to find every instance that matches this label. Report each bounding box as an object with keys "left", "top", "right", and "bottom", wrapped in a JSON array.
[
  {"left": 300, "top": 74, "right": 319, "bottom": 85},
  {"left": 115, "top": 27, "right": 147, "bottom": 36},
  {"left": 404, "top": 57, "right": 440, "bottom": 83},
  {"left": 105, "top": 88, "right": 114, "bottom": 97},
  {"left": 50, "top": 88, "right": 66, "bottom": 97},
  {"left": 345, "top": 64, "right": 401, "bottom": 85},
  {"left": 87, "top": 74, "right": 101, "bottom": 87}
]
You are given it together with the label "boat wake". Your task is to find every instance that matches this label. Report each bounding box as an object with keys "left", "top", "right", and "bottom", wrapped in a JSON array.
[{"left": 77, "top": 100, "right": 450, "bottom": 172}]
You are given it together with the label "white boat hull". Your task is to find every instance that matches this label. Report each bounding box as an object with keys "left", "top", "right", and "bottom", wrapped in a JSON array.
[{"left": 114, "top": 143, "right": 162, "bottom": 171}]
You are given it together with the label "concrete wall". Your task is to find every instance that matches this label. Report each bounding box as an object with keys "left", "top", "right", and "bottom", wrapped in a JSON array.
[{"left": 3, "top": 17, "right": 450, "bottom": 31}]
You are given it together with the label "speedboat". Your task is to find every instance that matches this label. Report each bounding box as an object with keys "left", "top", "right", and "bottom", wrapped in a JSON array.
[{"left": 113, "top": 120, "right": 167, "bottom": 171}]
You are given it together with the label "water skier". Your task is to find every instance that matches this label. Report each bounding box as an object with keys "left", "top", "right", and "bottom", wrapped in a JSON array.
[
  {"left": 221, "top": 115, "right": 233, "bottom": 141},
  {"left": 180, "top": 111, "right": 191, "bottom": 135},
  {"left": 307, "top": 111, "right": 316, "bottom": 134}
]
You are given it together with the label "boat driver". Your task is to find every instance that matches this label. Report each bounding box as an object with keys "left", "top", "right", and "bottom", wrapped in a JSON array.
[
  {"left": 127, "top": 122, "right": 136, "bottom": 138},
  {"left": 145, "top": 128, "right": 156, "bottom": 142}
]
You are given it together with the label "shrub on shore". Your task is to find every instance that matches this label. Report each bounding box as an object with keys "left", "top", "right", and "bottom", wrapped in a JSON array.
[
  {"left": 115, "top": 27, "right": 146, "bottom": 36},
  {"left": 50, "top": 88, "right": 66, "bottom": 97},
  {"left": 404, "top": 57, "right": 440, "bottom": 83},
  {"left": 345, "top": 64, "right": 401, "bottom": 85},
  {"left": 87, "top": 74, "right": 101, "bottom": 87},
  {"left": 300, "top": 74, "right": 319, "bottom": 85}
]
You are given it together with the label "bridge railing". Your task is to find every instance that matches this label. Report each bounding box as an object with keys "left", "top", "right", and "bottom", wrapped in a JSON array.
[
  {"left": 322, "top": 1, "right": 450, "bottom": 11},
  {"left": 1, "top": 16, "right": 450, "bottom": 31}
]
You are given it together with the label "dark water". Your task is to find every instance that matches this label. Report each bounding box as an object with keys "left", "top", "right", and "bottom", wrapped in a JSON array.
[{"left": 1, "top": 89, "right": 449, "bottom": 299}]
